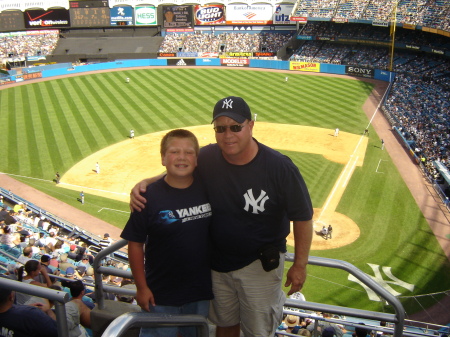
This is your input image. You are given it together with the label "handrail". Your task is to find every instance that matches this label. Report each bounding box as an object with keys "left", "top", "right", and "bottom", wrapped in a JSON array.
[
  {"left": 92, "top": 243, "right": 406, "bottom": 337},
  {"left": 101, "top": 312, "right": 210, "bottom": 337},
  {"left": 285, "top": 253, "right": 405, "bottom": 337},
  {"left": 93, "top": 239, "right": 128, "bottom": 310},
  {"left": 0, "top": 277, "right": 70, "bottom": 337}
]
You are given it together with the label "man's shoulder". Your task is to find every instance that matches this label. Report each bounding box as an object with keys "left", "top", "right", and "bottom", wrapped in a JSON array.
[{"left": 199, "top": 143, "right": 219, "bottom": 156}]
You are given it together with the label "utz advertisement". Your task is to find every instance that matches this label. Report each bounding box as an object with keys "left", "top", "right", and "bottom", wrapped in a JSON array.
[
  {"left": 135, "top": 6, "right": 156, "bottom": 25},
  {"left": 110, "top": 6, "right": 133, "bottom": 25},
  {"left": 273, "top": 4, "right": 294, "bottom": 25},
  {"left": 195, "top": 5, "right": 225, "bottom": 25},
  {"left": 226, "top": 4, "right": 273, "bottom": 25},
  {"left": 163, "top": 6, "right": 192, "bottom": 28}
]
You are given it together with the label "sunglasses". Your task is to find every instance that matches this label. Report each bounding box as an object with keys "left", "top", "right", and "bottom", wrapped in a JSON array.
[{"left": 214, "top": 122, "right": 247, "bottom": 134}]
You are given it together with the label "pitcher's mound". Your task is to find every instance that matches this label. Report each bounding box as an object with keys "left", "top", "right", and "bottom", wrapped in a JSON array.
[{"left": 287, "top": 209, "right": 360, "bottom": 250}]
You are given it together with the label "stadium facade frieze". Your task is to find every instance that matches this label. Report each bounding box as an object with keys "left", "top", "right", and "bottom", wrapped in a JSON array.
[{"left": 0, "top": 0, "right": 296, "bottom": 11}]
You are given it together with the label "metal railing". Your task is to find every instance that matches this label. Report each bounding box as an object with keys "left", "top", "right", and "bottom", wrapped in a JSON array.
[
  {"left": 92, "top": 241, "right": 407, "bottom": 337},
  {"left": 101, "top": 312, "right": 210, "bottom": 337},
  {"left": 0, "top": 277, "right": 70, "bottom": 337}
]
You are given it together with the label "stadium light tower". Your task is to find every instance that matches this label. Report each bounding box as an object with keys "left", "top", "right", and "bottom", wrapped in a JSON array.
[{"left": 389, "top": 1, "right": 399, "bottom": 72}]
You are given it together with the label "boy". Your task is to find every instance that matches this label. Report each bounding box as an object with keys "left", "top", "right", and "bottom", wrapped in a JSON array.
[{"left": 121, "top": 129, "right": 213, "bottom": 337}]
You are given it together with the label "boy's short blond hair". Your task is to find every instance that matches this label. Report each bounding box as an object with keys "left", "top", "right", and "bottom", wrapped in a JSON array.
[{"left": 160, "top": 129, "right": 199, "bottom": 156}]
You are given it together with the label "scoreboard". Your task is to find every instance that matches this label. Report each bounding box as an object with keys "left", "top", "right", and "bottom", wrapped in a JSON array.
[
  {"left": 0, "top": 11, "right": 26, "bottom": 31},
  {"left": 70, "top": 7, "right": 111, "bottom": 27},
  {"left": 69, "top": 0, "right": 108, "bottom": 8}
]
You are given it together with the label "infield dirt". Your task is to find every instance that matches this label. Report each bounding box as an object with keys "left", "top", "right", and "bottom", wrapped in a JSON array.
[{"left": 61, "top": 122, "right": 368, "bottom": 250}]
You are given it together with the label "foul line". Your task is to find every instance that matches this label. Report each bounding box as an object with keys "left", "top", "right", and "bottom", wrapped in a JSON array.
[
  {"left": 376, "top": 159, "right": 388, "bottom": 174},
  {"left": 0, "top": 172, "right": 52, "bottom": 183},
  {"left": 0, "top": 172, "right": 127, "bottom": 197},
  {"left": 317, "top": 137, "right": 363, "bottom": 222},
  {"left": 317, "top": 86, "right": 391, "bottom": 223},
  {"left": 57, "top": 182, "right": 127, "bottom": 196},
  {"left": 98, "top": 208, "right": 129, "bottom": 214}
]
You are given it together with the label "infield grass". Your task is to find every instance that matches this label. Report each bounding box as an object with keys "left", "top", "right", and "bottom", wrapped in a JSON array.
[{"left": 1, "top": 68, "right": 449, "bottom": 315}]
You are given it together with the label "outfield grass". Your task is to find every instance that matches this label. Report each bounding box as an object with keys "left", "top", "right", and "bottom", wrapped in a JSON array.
[{"left": 1, "top": 68, "right": 449, "bottom": 314}]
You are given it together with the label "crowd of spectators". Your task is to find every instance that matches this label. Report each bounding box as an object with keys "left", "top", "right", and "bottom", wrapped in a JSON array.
[
  {"left": 0, "top": 31, "right": 59, "bottom": 59},
  {"left": 292, "top": 0, "right": 449, "bottom": 31},
  {"left": 158, "top": 32, "right": 293, "bottom": 54},
  {"left": 384, "top": 73, "right": 450, "bottom": 178},
  {"left": 0, "top": 200, "right": 137, "bottom": 335},
  {"left": 290, "top": 26, "right": 449, "bottom": 188}
]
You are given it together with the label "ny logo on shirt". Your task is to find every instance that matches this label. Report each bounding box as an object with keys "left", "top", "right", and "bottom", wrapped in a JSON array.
[{"left": 244, "top": 189, "right": 269, "bottom": 214}]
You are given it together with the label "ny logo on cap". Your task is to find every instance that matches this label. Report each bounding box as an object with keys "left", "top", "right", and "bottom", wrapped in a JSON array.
[{"left": 222, "top": 98, "right": 233, "bottom": 109}]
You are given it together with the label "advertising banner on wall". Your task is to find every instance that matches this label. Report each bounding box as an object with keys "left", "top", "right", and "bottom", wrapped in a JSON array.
[
  {"left": 110, "top": 6, "right": 133, "bottom": 26},
  {"left": 225, "top": 4, "right": 273, "bottom": 25},
  {"left": 273, "top": 4, "right": 294, "bottom": 25},
  {"left": 163, "top": 5, "right": 192, "bottom": 28},
  {"left": 24, "top": 9, "right": 70, "bottom": 28},
  {"left": 221, "top": 58, "right": 250, "bottom": 67},
  {"left": 194, "top": 5, "right": 225, "bottom": 25},
  {"left": 135, "top": 6, "right": 157, "bottom": 25},
  {"left": 345, "top": 66, "right": 374, "bottom": 78},
  {"left": 290, "top": 61, "right": 320, "bottom": 72}
]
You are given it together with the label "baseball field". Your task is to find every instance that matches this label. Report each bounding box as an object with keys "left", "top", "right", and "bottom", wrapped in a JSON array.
[{"left": 1, "top": 67, "right": 449, "bottom": 316}]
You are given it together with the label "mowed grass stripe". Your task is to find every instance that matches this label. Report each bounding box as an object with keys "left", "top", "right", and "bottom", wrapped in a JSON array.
[
  {"left": 55, "top": 79, "right": 98, "bottom": 157},
  {"left": 66, "top": 79, "right": 112, "bottom": 152},
  {"left": 45, "top": 80, "right": 86, "bottom": 167},
  {"left": 102, "top": 72, "right": 161, "bottom": 130},
  {"left": 42, "top": 81, "right": 82, "bottom": 169},
  {"left": 82, "top": 75, "right": 133, "bottom": 143},
  {"left": 70, "top": 79, "right": 115, "bottom": 149},
  {"left": 91, "top": 73, "right": 156, "bottom": 134},
  {"left": 284, "top": 151, "right": 342, "bottom": 207},
  {"left": 29, "top": 83, "right": 63, "bottom": 177},
  {"left": 6, "top": 88, "right": 21, "bottom": 173},
  {"left": 22, "top": 85, "right": 53, "bottom": 177}
]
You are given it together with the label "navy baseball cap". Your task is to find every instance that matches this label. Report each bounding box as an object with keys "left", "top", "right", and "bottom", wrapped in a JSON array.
[{"left": 211, "top": 96, "right": 251, "bottom": 124}]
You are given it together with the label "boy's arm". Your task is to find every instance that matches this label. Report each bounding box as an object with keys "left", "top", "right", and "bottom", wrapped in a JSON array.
[
  {"left": 130, "top": 174, "right": 165, "bottom": 212},
  {"left": 128, "top": 241, "right": 155, "bottom": 311}
]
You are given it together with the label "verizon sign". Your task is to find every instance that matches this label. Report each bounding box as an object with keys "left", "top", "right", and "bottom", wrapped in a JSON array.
[{"left": 24, "top": 9, "right": 70, "bottom": 28}]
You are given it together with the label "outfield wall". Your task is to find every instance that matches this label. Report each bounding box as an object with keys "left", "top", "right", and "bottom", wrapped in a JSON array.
[{"left": 5, "top": 58, "right": 393, "bottom": 83}]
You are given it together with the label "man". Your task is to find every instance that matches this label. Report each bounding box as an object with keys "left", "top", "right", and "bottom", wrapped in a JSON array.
[
  {"left": 327, "top": 225, "right": 333, "bottom": 239},
  {"left": 16, "top": 246, "right": 33, "bottom": 268},
  {"left": 59, "top": 253, "right": 76, "bottom": 272},
  {"left": 131, "top": 96, "right": 313, "bottom": 337},
  {"left": 321, "top": 225, "right": 328, "bottom": 239},
  {"left": 0, "top": 286, "right": 58, "bottom": 337},
  {"left": 99, "top": 233, "right": 112, "bottom": 251}
]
